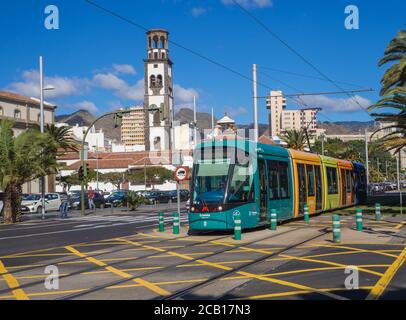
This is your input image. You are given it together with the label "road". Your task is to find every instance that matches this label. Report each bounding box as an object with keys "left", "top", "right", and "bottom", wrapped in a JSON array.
[{"left": 0, "top": 204, "right": 188, "bottom": 256}]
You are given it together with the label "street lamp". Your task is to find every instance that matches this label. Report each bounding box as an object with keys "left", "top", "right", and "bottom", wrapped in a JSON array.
[{"left": 39, "top": 56, "right": 55, "bottom": 220}]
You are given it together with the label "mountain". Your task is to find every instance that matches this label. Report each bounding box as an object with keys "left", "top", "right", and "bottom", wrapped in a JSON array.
[
  {"left": 55, "top": 110, "right": 121, "bottom": 141},
  {"left": 319, "top": 121, "right": 376, "bottom": 135},
  {"left": 175, "top": 108, "right": 216, "bottom": 129}
]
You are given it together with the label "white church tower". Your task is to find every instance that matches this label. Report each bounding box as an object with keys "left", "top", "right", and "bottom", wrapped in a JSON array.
[{"left": 144, "top": 29, "right": 174, "bottom": 151}]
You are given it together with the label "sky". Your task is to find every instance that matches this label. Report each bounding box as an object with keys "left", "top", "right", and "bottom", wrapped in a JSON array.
[{"left": 0, "top": 0, "right": 405, "bottom": 124}]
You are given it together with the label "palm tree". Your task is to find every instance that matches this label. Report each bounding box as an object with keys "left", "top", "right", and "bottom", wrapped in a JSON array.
[
  {"left": 369, "top": 29, "right": 406, "bottom": 154},
  {"left": 280, "top": 129, "right": 308, "bottom": 151},
  {"left": 45, "top": 124, "right": 78, "bottom": 154},
  {"left": 0, "top": 120, "right": 59, "bottom": 223}
]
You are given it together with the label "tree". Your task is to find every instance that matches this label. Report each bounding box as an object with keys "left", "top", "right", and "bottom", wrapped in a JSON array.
[
  {"left": 369, "top": 29, "right": 406, "bottom": 154},
  {"left": 280, "top": 129, "right": 308, "bottom": 151},
  {"left": 45, "top": 124, "right": 78, "bottom": 154},
  {"left": 128, "top": 167, "right": 174, "bottom": 189},
  {"left": 125, "top": 191, "right": 144, "bottom": 211},
  {"left": 56, "top": 168, "right": 97, "bottom": 191},
  {"left": 0, "top": 120, "right": 60, "bottom": 223},
  {"left": 99, "top": 172, "right": 127, "bottom": 190}
]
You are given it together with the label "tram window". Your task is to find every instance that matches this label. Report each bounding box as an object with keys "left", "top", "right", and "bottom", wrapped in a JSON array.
[
  {"left": 346, "top": 170, "right": 352, "bottom": 192},
  {"left": 228, "top": 163, "right": 253, "bottom": 203},
  {"left": 327, "top": 167, "right": 338, "bottom": 194},
  {"left": 268, "top": 160, "right": 279, "bottom": 199},
  {"left": 306, "top": 165, "right": 315, "bottom": 197},
  {"left": 278, "top": 161, "right": 290, "bottom": 199}
]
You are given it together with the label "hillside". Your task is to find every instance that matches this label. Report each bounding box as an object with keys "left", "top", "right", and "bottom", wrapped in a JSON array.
[{"left": 55, "top": 109, "right": 376, "bottom": 142}]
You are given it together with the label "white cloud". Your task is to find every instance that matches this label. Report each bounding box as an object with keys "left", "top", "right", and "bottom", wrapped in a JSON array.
[
  {"left": 191, "top": 7, "right": 207, "bottom": 17},
  {"left": 174, "top": 84, "right": 199, "bottom": 108},
  {"left": 71, "top": 101, "right": 99, "bottom": 114},
  {"left": 112, "top": 64, "right": 137, "bottom": 75},
  {"left": 299, "top": 95, "right": 372, "bottom": 112},
  {"left": 221, "top": 0, "right": 273, "bottom": 8},
  {"left": 93, "top": 72, "right": 144, "bottom": 101},
  {"left": 7, "top": 70, "right": 90, "bottom": 99}
]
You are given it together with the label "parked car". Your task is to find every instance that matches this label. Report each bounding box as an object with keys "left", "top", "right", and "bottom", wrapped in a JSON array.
[
  {"left": 166, "top": 190, "right": 190, "bottom": 202},
  {"left": 105, "top": 190, "right": 129, "bottom": 207},
  {"left": 69, "top": 191, "right": 106, "bottom": 210},
  {"left": 143, "top": 191, "right": 171, "bottom": 204},
  {"left": 21, "top": 193, "right": 62, "bottom": 214}
]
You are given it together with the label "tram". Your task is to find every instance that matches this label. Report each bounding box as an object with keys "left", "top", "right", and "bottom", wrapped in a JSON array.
[{"left": 188, "top": 139, "right": 367, "bottom": 231}]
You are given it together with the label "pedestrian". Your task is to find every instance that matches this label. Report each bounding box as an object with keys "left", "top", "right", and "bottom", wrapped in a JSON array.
[
  {"left": 59, "top": 192, "right": 69, "bottom": 218},
  {"left": 88, "top": 187, "right": 95, "bottom": 210}
]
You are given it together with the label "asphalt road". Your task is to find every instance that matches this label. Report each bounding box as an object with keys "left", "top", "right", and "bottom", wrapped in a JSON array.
[{"left": 0, "top": 204, "right": 188, "bottom": 256}]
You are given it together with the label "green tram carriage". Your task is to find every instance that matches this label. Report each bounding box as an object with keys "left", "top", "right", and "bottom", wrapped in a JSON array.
[{"left": 188, "top": 139, "right": 366, "bottom": 231}]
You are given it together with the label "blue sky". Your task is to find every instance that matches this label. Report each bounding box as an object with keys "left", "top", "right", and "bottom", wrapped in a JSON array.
[{"left": 0, "top": 0, "right": 405, "bottom": 124}]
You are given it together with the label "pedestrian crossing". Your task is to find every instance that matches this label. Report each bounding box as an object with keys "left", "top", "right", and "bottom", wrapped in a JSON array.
[{"left": 67, "top": 214, "right": 189, "bottom": 226}]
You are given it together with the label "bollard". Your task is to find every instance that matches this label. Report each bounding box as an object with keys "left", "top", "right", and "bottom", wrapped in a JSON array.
[
  {"left": 356, "top": 208, "right": 363, "bottom": 231},
  {"left": 333, "top": 215, "right": 341, "bottom": 243},
  {"left": 234, "top": 212, "right": 242, "bottom": 241},
  {"left": 270, "top": 209, "right": 277, "bottom": 231},
  {"left": 375, "top": 203, "right": 382, "bottom": 221},
  {"left": 304, "top": 204, "right": 309, "bottom": 224},
  {"left": 173, "top": 212, "right": 180, "bottom": 235},
  {"left": 159, "top": 212, "right": 165, "bottom": 232}
]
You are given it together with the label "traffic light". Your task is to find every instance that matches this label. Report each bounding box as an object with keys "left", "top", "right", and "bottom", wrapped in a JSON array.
[
  {"left": 113, "top": 113, "right": 123, "bottom": 128},
  {"left": 78, "top": 166, "right": 84, "bottom": 181},
  {"left": 85, "top": 164, "right": 90, "bottom": 177},
  {"left": 159, "top": 102, "right": 168, "bottom": 122}
]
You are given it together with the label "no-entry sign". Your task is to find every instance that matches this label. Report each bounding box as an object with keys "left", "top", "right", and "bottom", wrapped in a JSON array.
[{"left": 174, "top": 166, "right": 189, "bottom": 182}]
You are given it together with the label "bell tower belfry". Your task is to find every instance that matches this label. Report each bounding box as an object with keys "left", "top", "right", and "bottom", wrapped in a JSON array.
[{"left": 144, "top": 29, "right": 174, "bottom": 151}]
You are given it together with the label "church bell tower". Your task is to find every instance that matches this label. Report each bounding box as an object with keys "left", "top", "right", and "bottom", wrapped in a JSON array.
[{"left": 144, "top": 29, "right": 174, "bottom": 151}]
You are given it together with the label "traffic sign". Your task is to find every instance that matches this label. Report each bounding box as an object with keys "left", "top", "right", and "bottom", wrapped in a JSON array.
[{"left": 174, "top": 166, "right": 189, "bottom": 182}]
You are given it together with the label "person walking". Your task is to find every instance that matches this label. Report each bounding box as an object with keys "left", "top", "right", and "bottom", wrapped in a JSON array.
[
  {"left": 59, "top": 192, "right": 69, "bottom": 218},
  {"left": 88, "top": 187, "right": 95, "bottom": 210}
]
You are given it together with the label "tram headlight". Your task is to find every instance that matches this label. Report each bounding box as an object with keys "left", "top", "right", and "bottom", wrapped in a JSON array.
[
  {"left": 218, "top": 206, "right": 223, "bottom": 212},
  {"left": 190, "top": 206, "right": 195, "bottom": 212}
]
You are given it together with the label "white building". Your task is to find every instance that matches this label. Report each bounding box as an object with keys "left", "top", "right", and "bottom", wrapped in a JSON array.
[
  {"left": 144, "top": 29, "right": 174, "bottom": 151},
  {"left": 266, "top": 90, "right": 321, "bottom": 137},
  {"left": 121, "top": 106, "right": 146, "bottom": 148}
]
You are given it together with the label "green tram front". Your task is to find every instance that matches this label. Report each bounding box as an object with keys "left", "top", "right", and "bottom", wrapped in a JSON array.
[{"left": 188, "top": 140, "right": 259, "bottom": 231}]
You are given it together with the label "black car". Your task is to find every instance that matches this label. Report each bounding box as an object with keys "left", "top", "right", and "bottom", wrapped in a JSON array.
[
  {"left": 143, "top": 191, "right": 171, "bottom": 204},
  {"left": 69, "top": 191, "right": 106, "bottom": 210},
  {"left": 105, "top": 190, "right": 129, "bottom": 207},
  {"left": 166, "top": 190, "right": 190, "bottom": 202}
]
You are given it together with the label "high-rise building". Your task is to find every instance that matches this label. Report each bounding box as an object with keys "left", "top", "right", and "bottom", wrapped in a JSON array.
[
  {"left": 144, "top": 29, "right": 174, "bottom": 151},
  {"left": 266, "top": 90, "right": 320, "bottom": 137},
  {"left": 121, "top": 106, "right": 145, "bottom": 147}
]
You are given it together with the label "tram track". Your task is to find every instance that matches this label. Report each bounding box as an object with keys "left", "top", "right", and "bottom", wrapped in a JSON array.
[
  {"left": 0, "top": 227, "right": 230, "bottom": 296},
  {"left": 56, "top": 226, "right": 319, "bottom": 300},
  {"left": 161, "top": 227, "right": 344, "bottom": 300}
]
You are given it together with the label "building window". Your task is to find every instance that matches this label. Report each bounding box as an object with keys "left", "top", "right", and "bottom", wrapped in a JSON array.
[
  {"left": 157, "top": 75, "right": 163, "bottom": 86},
  {"left": 160, "top": 36, "right": 165, "bottom": 48},
  {"left": 14, "top": 109, "right": 21, "bottom": 119},
  {"left": 153, "top": 36, "right": 159, "bottom": 49},
  {"left": 0, "top": 106, "right": 3, "bottom": 116},
  {"left": 161, "top": 52, "right": 166, "bottom": 59},
  {"left": 150, "top": 75, "right": 156, "bottom": 87},
  {"left": 37, "top": 113, "right": 41, "bottom": 122}
]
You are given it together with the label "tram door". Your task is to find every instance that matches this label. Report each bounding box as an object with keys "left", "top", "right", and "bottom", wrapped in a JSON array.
[
  {"left": 306, "top": 165, "right": 316, "bottom": 213},
  {"left": 340, "top": 169, "right": 347, "bottom": 206},
  {"left": 297, "top": 164, "right": 307, "bottom": 215},
  {"left": 315, "top": 165, "right": 323, "bottom": 211},
  {"left": 258, "top": 159, "right": 268, "bottom": 220}
]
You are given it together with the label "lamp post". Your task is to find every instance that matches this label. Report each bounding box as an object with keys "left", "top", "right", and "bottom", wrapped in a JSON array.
[{"left": 39, "top": 56, "right": 55, "bottom": 220}]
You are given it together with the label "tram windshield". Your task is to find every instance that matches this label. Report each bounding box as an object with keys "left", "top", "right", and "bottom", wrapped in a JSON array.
[{"left": 192, "top": 147, "right": 254, "bottom": 205}]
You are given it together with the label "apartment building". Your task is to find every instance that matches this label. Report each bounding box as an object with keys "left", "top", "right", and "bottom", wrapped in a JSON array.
[{"left": 121, "top": 106, "right": 146, "bottom": 147}]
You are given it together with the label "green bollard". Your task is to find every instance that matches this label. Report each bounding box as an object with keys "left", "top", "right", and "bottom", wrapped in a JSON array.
[
  {"left": 173, "top": 212, "right": 180, "bottom": 235},
  {"left": 304, "top": 204, "right": 309, "bottom": 224},
  {"left": 332, "top": 215, "right": 341, "bottom": 243},
  {"left": 234, "top": 212, "right": 242, "bottom": 241},
  {"left": 375, "top": 203, "right": 382, "bottom": 221},
  {"left": 270, "top": 209, "right": 277, "bottom": 231},
  {"left": 356, "top": 208, "right": 363, "bottom": 231},
  {"left": 159, "top": 212, "right": 165, "bottom": 232}
]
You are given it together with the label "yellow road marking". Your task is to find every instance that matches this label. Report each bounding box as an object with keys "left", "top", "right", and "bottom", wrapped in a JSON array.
[
  {"left": 310, "top": 244, "right": 399, "bottom": 259},
  {"left": 2, "top": 253, "right": 74, "bottom": 259},
  {"left": 395, "top": 222, "right": 406, "bottom": 230},
  {"left": 278, "top": 254, "right": 384, "bottom": 277},
  {"left": 0, "top": 260, "right": 29, "bottom": 300},
  {"left": 247, "top": 286, "right": 373, "bottom": 300},
  {"left": 367, "top": 245, "right": 406, "bottom": 300},
  {"left": 178, "top": 260, "right": 253, "bottom": 268},
  {"left": 65, "top": 246, "right": 170, "bottom": 296}
]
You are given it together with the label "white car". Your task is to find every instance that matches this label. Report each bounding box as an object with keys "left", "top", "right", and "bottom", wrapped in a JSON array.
[{"left": 21, "top": 193, "right": 62, "bottom": 214}]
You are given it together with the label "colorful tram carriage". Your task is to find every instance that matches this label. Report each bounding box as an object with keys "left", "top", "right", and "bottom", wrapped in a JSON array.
[{"left": 188, "top": 139, "right": 366, "bottom": 231}]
